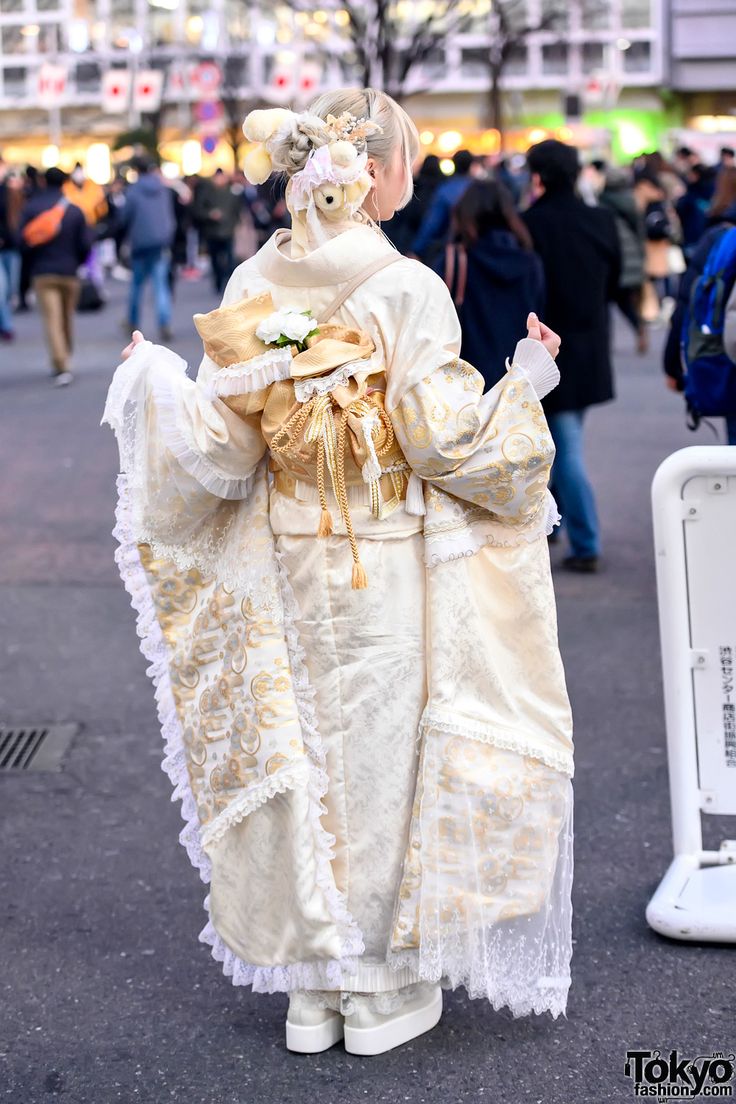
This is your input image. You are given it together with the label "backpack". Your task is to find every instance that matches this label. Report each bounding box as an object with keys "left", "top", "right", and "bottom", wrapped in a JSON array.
[
  {"left": 681, "top": 226, "right": 736, "bottom": 420},
  {"left": 22, "top": 198, "right": 68, "bottom": 248}
]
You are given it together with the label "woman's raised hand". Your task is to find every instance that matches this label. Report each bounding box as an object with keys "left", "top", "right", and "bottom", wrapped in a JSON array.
[
  {"left": 526, "top": 312, "right": 561, "bottom": 359},
  {"left": 121, "top": 330, "right": 145, "bottom": 361}
]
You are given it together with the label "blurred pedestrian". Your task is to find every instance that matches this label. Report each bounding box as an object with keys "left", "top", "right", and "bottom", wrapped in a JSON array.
[
  {"left": 523, "top": 139, "right": 621, "bottom": 572},
  {"left": 120, "top": 157, "right": 176, "bottom": 341},
  {"left": 19, "top": 166, "right": 91, "bottom": 385},
  {"left": 633, "top": 169, "right": 683, "bottom": 319},
  {"left": 664, "top": 166, "right": 736, "bottom": 442},
  {"left": 0, "top": 155, "right": 23, "bottom": 341},
  {"left": 409, "top": 149, "right": 476, "bottom": 264},
  {"left": 598, "top": 166, "right": 648, "bottom": 352},
  {"left": 676, "top": 163, "right": 715, "bottom": 261},
  {"left": 193, "top": 169, "right": 241, "bottom": 295},
  {"left": 436, "top": 178, "right": 545, "bottom": 388},
  {"left": 383, "top": 153, "right": 442, "bottom": 254},
  {"left": 17, "top": 165, "right": 40, "bottom": 311}
]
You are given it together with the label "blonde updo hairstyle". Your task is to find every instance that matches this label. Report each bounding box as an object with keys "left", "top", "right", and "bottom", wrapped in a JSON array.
[{"left": 266, "top": 87, "right": 420, "bottom": 213}]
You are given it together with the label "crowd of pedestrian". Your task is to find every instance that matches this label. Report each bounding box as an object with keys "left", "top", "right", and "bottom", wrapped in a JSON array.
[
  {"left": 2, "top": 137, "right": 736, "bottom": 567},
  {"left": 0, "top": 151, "right": 290, "bottom": 383}
]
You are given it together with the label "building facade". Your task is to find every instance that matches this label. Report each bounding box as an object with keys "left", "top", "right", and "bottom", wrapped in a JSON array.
[{"left": 0, "top": 0, "right": 730, "bottom": 172}]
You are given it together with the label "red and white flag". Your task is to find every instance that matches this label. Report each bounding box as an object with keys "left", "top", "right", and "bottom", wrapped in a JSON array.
[
  {"left": 133, "top": 69, "right": 164, "bottom": 113},
  {"left": 102, "top": 70, "right": 131, "bottom": 114},
  {"left": 37, "top": 63, "right": 67, "bottom": 109}
]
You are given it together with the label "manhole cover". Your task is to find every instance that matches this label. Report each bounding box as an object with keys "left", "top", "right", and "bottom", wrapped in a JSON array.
[{"left": 0, "top": 724, "right": 79, "bottom": 772}]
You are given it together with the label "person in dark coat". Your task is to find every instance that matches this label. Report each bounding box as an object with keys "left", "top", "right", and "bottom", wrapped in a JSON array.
[
  {"left": 192, "top": 169, "right": 242, "bottom": 295},
  {"left": 434, "top": 178, "right": 545, "bottom": 389},
  {"left": 523, "top": 140, "right": 621, "bottom": 572},
  {"left": 410, "top": 149, "right": 476, "bottom": 264},
  {"left": 383, "top": 154, "right": 443, "bottom": 255},
  {"left": 19, "top": 167, "right": 91, "bottom": 384}
]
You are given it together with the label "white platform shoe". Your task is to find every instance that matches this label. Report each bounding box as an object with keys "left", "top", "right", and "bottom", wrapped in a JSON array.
[
  {"left": 285, "top": 992, "right": 344, "bottom": 1054},
  {"left": 343, "top": 983, "right": 443, "bottom": 1056}
]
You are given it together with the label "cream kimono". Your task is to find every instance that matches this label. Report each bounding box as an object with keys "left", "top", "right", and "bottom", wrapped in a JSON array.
[{"left": 102, "top": 223, "right": 574, "bottom": 1020}]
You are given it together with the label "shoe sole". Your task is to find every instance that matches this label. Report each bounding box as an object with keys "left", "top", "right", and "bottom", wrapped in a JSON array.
[
  {"left": 343, "top": 987, "right": 443, "bottom": 1056},
  {"left": 285, "top": 1012, "right": 344, "bottom": 1054}
]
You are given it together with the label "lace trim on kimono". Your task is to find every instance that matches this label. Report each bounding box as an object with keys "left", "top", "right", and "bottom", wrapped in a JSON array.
[
  {"left": 293, "top": 359, "right": 368, "bottom": 403},
  {"left": 384, "top": 948, "right": 572, "bottom": 1020},
  {"left": 112, "top": 474, "right": 366, "bottom": 994},
  {"left": 208, "top": 348, "right": 293, "bottom": 398},
  {"left": 151, "top": 369, "right": 258, "bottom": 501},
  {"left": 418, "top": 708, "right": 574, "bottom": 778},
  {"left": 424, "top": 490, "right": 561, "bottom": 567},
  {"left": 383, "top": 773, "right": 575, "bottom": 1020}
]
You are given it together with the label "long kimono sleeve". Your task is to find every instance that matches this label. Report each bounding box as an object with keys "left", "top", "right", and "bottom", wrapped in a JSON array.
[
  {"left": 100, "top": 256, "right": 272, "bottom": 576},
  {"left": 385, "top": 265, "right": 559, "bottom": 529}
]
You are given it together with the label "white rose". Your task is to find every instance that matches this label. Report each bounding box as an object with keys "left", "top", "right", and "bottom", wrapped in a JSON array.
[
  {"left": 256, "top": 308, "right": 313, "bottom": 346},
  {"left": 280, "top": 311, "right": 313, "bottom": 343}
]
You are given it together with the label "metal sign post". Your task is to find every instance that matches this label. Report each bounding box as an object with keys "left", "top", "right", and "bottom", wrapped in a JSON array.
[{"left": 648, "top": 446, "right": 736, "bottom": 941}]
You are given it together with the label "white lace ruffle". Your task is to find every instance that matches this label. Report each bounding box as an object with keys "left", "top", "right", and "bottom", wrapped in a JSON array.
[
  {"left": 418, "top": 707, "right": 574, "bottom": 778},
  {"left": 293, "top": 358, "right": 367, "bottom": 402},
  {"left": 385, "top": 732, "right": 575, "bottom": 1021},
  {"left": 424, "top": 489, "right": 561, "bottom": 567},
  {"left": 150, "top": 369, "right": 257, "bottom": 501},
  {"left": 112, "top": 473, "right": 367, "bottom": 994},
  {"left": 208, "top": 348, "right": 293, "bottom": 398}
]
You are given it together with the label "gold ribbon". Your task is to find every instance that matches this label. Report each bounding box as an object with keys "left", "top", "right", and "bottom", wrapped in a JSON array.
[{"left": 270, "top": 393, "right": 396, "bottom": 589}]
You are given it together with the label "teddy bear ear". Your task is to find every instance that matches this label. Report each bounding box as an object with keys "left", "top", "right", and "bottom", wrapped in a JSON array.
[
  {"left": 243, "top": 145, "right": 273, "bottom": 185},
  {"left": 243, "top": 108, "right": 292, "bottom": 143},
  {"left": 328, "top": 140, "right": 358, "bottom": 168}
]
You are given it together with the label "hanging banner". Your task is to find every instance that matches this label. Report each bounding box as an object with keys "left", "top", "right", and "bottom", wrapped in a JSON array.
[
  {"left": 37, "top": 63, "right": 68, "bottom": 109},
  {"left": 191, "top": 61, "right": 222, "bottom": 99},
  {"left": 102, "top": 70, "right": 132, "bottom": 114},
  {"left": 133, "top": 69, "right": 164, "bottom": 113}
]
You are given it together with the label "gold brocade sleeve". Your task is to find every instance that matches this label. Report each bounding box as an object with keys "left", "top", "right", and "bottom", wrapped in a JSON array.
[{"left": 391, "top": 357, "right": 555, "bottom": 527}]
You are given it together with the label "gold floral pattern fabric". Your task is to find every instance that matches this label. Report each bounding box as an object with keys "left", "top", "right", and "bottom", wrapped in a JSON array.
[{"left": 392, "top": 357, "right": 555, "bottom": 527}]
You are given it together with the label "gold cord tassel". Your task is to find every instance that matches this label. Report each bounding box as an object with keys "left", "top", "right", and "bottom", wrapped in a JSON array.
[
  {"left": 351, "top": 561, "right": 368, "bottom": 589},
  {"left": 316, "top": 436, "right": 333, "bottom": 537},
  {"left": 335, "top": 407, "right": 369, "bottom": 589}
]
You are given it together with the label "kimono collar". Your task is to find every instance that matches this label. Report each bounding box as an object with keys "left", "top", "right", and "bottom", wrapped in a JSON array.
[{"left": 257, "top": 224, "right": 396, "bottom": 287}]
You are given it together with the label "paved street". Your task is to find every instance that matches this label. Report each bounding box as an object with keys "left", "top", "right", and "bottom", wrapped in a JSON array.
[{"left": 0, "top": 274, "right": 732, "bottom": 1104}]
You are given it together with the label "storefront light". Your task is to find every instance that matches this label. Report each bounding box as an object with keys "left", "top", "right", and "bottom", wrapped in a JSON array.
[
  {"left": 528, "top": 128, "right": 547, "bottom": 144},
  {"left": 437, "top": 129, "right": 462, "bottom": 152},
  {"left": 41, "top": 144, "right": 60, "bottom": 168},
  {"left": 439, "top": 158, "right": 455, "bottom": 175},
  {"left": 161, "top": 161, "right": 180, "bottom": 180},
  {"left": 334, "top": 9, "right": 350, "bottom": 25},
  {"left": 182, "top": 139, "right": 202, "bottom": 176},
  {"left": 186, "top": 15, "right": 204, "bottom": 43},
  {"left": 313, "top": 9, "right": 328, "bottom": 22},
  {"left": 20, "top": 24, "right": 40, "bottom": 37},
  {"left": 419, "top": 130, "right": 435, "bottom": 145},
  {"left": 67, "top": 19, "right": 89, "bottom": 53},
  {"left": 85, "top": 143, "right": 111, "bottom": 185}
]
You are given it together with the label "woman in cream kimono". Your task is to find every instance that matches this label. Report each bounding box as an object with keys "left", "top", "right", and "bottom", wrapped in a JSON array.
[{"left": 102, "top": 88, "right": 574, "bottom": 1057}]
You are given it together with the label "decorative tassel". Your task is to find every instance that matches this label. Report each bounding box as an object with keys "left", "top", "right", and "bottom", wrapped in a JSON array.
[
  {"left": 317, "top": 507, "right": 333, "bottom": 537},
  {"left": 351, "top": 560, "right": 368, "bottom": 589},
  {"left": 405, "top": 471, "right": 426, "bottom": 516}
]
